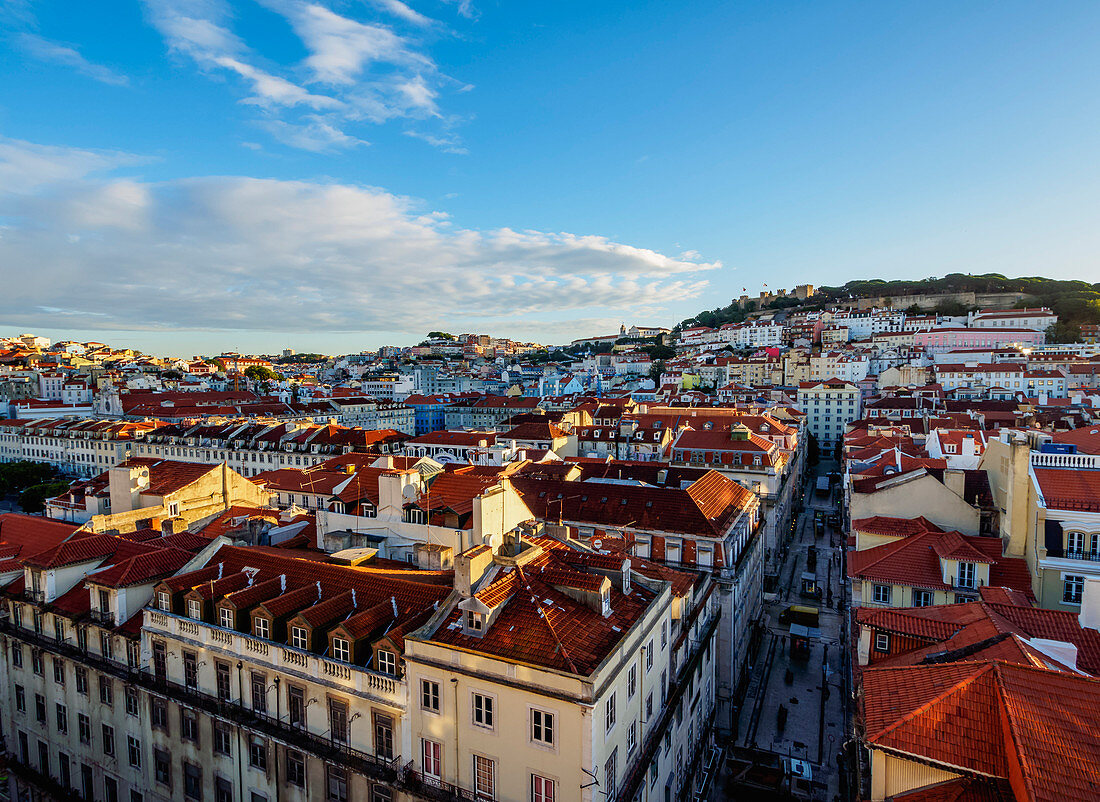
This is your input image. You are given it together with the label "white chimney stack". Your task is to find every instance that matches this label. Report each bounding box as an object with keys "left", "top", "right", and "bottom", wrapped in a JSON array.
[{"left": 1079, "top": 577, "right": 1100, "bottom": 632}]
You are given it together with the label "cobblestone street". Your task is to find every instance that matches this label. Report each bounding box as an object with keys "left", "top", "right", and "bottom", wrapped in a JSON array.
[{"left": 722, "top": 458, "right": 851, "bottom": 801}]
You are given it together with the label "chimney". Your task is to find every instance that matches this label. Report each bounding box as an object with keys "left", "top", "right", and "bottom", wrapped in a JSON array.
[
  {"left": 943, "top": 468, "right": 966, "bottom": 498},
  {"left": 1081, "top": 577, "right": 1100, "bottom": 632},
  {"left": 454, "top": 545, "right": 494, "bottom": 598}
]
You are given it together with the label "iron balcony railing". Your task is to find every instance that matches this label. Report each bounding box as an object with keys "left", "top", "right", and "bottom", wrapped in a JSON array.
[
  {"left": 618, "top": 608, "right": 722, "bottom": 802},
  {"left": 0, "top": 618, "right": 404, "bottom": 788}
]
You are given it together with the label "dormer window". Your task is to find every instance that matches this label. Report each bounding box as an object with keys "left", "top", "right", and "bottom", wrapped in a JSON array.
[
  {"left": 331, "top": 637, "right": 351, "bottom": 663},
  {"left": 156, "top": 591, "right": 170, "bottom": 612},
  {"left": 219, "top": 608, "right": 234, "bottom": 629},
  {"left": 187, "top": 599, "right": 201, "bottom": 619},
  {"left": 376, "top": 649, "right": 397, "bottom": 675},
  {"left": 466, "top": 611, "right": 485, "bottom": 634},
  {"left": 253, "top": 616, "right": 270, "bottom": 640},
  {"left": 98, "top": 589, "right": 112, "bottom": 615},
  {"left": 601, "top": 589, "right": 612, "bottom": 617},
  {"left": 290, "top": 626, "right": 309, "bottom": 650}
]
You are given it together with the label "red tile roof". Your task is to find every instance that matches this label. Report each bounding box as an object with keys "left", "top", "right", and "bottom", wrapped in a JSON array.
[
  {"left": 0, "top": 513, "right": 81, "bottom": 557},
  {"left": 848, "top": 531, "right": 1032, "bottom": 599},
  {"left": 1033, "top": 467, "right": 1100, "bottom": 512},
  {"left": 863, "top": 661, "right": 1100, "bottom": 802}
]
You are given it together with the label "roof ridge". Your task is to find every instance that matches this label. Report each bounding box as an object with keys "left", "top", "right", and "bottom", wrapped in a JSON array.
[
  {"left": 988, "top": 662, "right": 1038, "bottom": 802},
  {"left": 517, "top": 568, "right": 580, "bottom": 674}
]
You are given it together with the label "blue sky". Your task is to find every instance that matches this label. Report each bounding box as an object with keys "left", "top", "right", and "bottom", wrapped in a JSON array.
[{"left": 2, "top": 1, "right": 1099, "bottom": 356}]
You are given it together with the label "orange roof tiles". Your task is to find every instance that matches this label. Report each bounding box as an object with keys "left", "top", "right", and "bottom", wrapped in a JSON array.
[{"left": 863, "top": 661, "right": 1100, "bottom": 802}]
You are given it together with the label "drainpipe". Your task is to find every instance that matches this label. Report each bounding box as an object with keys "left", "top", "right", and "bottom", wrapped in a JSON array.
[
  {"left": 451, "top": 678, "right": 460, "bottom": 787},
  {"left": 236, "top": 661, "right": 245, "bottom": 802},
  {"left": 274, "top": 675, "right": 282, "bottom": 802}
]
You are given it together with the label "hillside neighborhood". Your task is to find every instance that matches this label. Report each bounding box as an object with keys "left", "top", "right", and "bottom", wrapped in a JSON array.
[{"left": 2, "top": 285, "right": 1100, "bottom": 802}]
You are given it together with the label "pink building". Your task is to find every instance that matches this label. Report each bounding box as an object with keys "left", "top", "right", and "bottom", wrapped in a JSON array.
[{"left": 913, "top": 327, "right": 1044, "bottom": 354}]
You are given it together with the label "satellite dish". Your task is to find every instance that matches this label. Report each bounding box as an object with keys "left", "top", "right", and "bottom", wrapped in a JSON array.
[{"left": 402, "top": 484, "right": 419, "bottom": 500}]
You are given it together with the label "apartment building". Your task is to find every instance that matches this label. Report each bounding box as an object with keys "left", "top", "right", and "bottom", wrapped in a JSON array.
[
  {"left": 984, "top": 431, "right": 1100, "bottom": 611},
  {"left": 797, "top": 379, "right": 862, "bottom": 449},
  {"left": 2, "top": 525, "right": 717, "bottom": 802},
  {"left": 510, "top": 470, "right": 761, "bottom": 737}
]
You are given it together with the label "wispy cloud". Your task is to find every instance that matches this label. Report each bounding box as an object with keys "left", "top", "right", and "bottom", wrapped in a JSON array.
[
  {"left": 17, "top": 33, "right": 130, "bottom": 86},
  {"left": 139, "top": 0, "right": 466, "bottom": 153},
  {"left": 0, "top": 137, "right": 716, "bottom": 334}
]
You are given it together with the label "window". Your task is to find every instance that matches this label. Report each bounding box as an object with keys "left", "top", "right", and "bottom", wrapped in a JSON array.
[
  {"left": 913, "top": 589, "right": 934, "bottom": 607},
  {"left": 645, "top": 692, "right": 653, "bottom": 720},
  {"left": 15, "top": 684, "right": 25, "bottom": 712},
  {"left": 35, "top": 693, "right": 46, "bottom": 723},
  {"left": 874, "top": 633, "right": 890, "bottom": 652},
  {"left": 605, "top": 693, "right": 616, "bottom": 732},
  {"left": 645, "top": 640, "right": 653, "bottom": 671},
  {"left": 215, "top": 778, "right": 233, "bottom": 802},
  {"left": 154, "top": 749, "right": 171, "bottom": 786},
  {"left": 466, "top": 610, "right": 485, "bottom": 633},
  {"left": 473, "top": 693, "right": 494, "bottom": 728},
  {"left": 1064, "top": 575, "right": 1085, "bottom": 605},
  {"left": 422, "top": 738, "right": 442, "bottom": 779},
  {"left": 219, "top": 607, "right": 234, "bottom": 629},
  {"left": 532, "top": 775, "right": 555, "bottom": 802},
  {"left": 872, "top": 584, "right": 892, "bottom": 605},
  {"left": 329, "top": 699, "right": 349, "bottom": 743},
  {"left": 181, "top": 708, "right": 199, "bottom": 743},
  {"left": 184, "top": 762, "right": 202, "bottom": 800},
  {"left": 183, "top": 650, "right": 198, "bottom": 687},
  {"left": 153, "top": 640, "right": 167, "bottom": 680},
  {"left": 373, "top": 712, "right": 394, "bottom": 760},
  {"left": 151, "top": 697, "right": 169, "bottom": 731},
  {"left": 187, "top": 599, "right": 202, "bottom": 619},
  {"left": 286, "top": 750, "right": 306, "bottom": 787},
  {"left": 627, "top": 665, "right": 636, "bottom": 699},
  {"left": 56, "top": 702, "right": 68, "bottom": 732},
  {"left": 128, "top": 736, "right": 142, "bottom": 768},
  {"left": 249, "top": 737, "right": 268, "bottom": 773},
  {"left": 474, "top": 755, "right": 495, "bottom": 800},
  {"left": 291, "top": 626, "right": 309, "bottom": 650},
  {"left": 253, "top": 616, "right": 270, "bottom": 640},
  {"left": 251, "top": 672, "right": 267, "bottom": 713},
  {"left": 127, "top": 640, "right": 140, "bottom": 668},
  {"left": 604, "top": 749, "right": 618, "bottom": 801},
  {"left": 54, "top": 617, "right": 65, "bottom": 642},
  {"left": 288, "top": 684, "right": 305, "bottom": 728},
  {"left": 100, "top": 676, "right": 114, "bottom": 706},
  {"left": 105, "top": 775, "right": 119, "bottom": 802},
  {"left": 376, "top": 648, "right": 396, "bottom": 674},
  {"left": 59, "top": 752, "right": 71, "bottom": 790},
  {"left": 157, "top": 590, "right": 171, "bottom": 611},
  {"left": 532, "top": 708, "right": 554, "bottom": 745},
  {"left": 102, "top": 724, "right": 115, "bottom": 756},
  {"left": 957, "top": 561, "right": 976, "bottom": 589},
  {"left": 32, "top": 648, "right": 43, "bottom": 675},
  {"left": 421, "top": 679, "right": 440, "bottom": 712},
  {"left": 101, "top": 631, "right": 114, "bottom": 660},
  {"left": 214, "top": 721, "right": 232, "bottom": 755},
  {"left": 53, "top": 656, "right": 65, "bottom": 684},
  {"left": 216, "top": 660, "right": 231, "bottom": 701},
  {"left": 124, "top": 685, "right": 140, "bottom": 716},
  {"left": 78, "top": 713, "right": 91, "bottom": 744},
  {"left": 326, "top": 765, "right": 348, "bottom": 802},
  {"left": 11, "top": 642, "right": 22, "bottom": 668}
]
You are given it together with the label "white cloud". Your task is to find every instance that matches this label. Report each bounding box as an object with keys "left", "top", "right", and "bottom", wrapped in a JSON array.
[
  {"left": 0, "top": 137, "right": 143, "bottom": 193},
  {"left": 139, "top": 0, "right": 463, "bottom": 152},
  {"left": 18, "top": 33, "right": 129, "bottom": 86},
  {"left": 0, "top": 138, "right": 715, "bottom": 335},
  {"left": 367, "top": 0, "right": 433, "bottom": 27}
]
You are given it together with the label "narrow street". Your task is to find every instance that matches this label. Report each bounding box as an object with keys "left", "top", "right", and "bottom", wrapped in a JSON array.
[{"left": 723, "top": 457, "right": 851, "bottom": 801}]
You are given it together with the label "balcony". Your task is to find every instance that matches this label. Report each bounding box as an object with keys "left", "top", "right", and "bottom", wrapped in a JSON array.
[
  {"left": 88, "top": 608, "right": 115, "bottom": 625},
  {"left": 23, "top": 588, "right": 46, "bottom": 604},
  {"left": 1063, "top": 550, "right": 1100, "bottom": 562},
  {"left": 951, "top": 576, "right": 981, "bottom": 591},
  {"left": 144, "top": 609, "right": 404, "bottom": 709},
  {"left": 0, "top": 617, "right": 404, "bottom": 789}
]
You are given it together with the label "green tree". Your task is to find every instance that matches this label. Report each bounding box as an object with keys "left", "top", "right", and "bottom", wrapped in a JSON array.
[
  {"left": 1046, "top": 322, "right": 1081, "bottom": 344},
  {"left": 0, "top": 461, "right": 58, "bottom": 496},
  {"left": 648, "top": 360, "right": 666, "bottom": 383},
  {"left": 19, "top": 481, "right": 70, "bottom": 514},
  {"left": 244, "top": 365, "right": 281, "bottom": 382}
]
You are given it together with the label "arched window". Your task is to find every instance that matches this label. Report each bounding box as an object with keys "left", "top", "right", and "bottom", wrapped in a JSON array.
[{"left": 1068, "top": 531, "right": 1085, "bottom": 555}]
